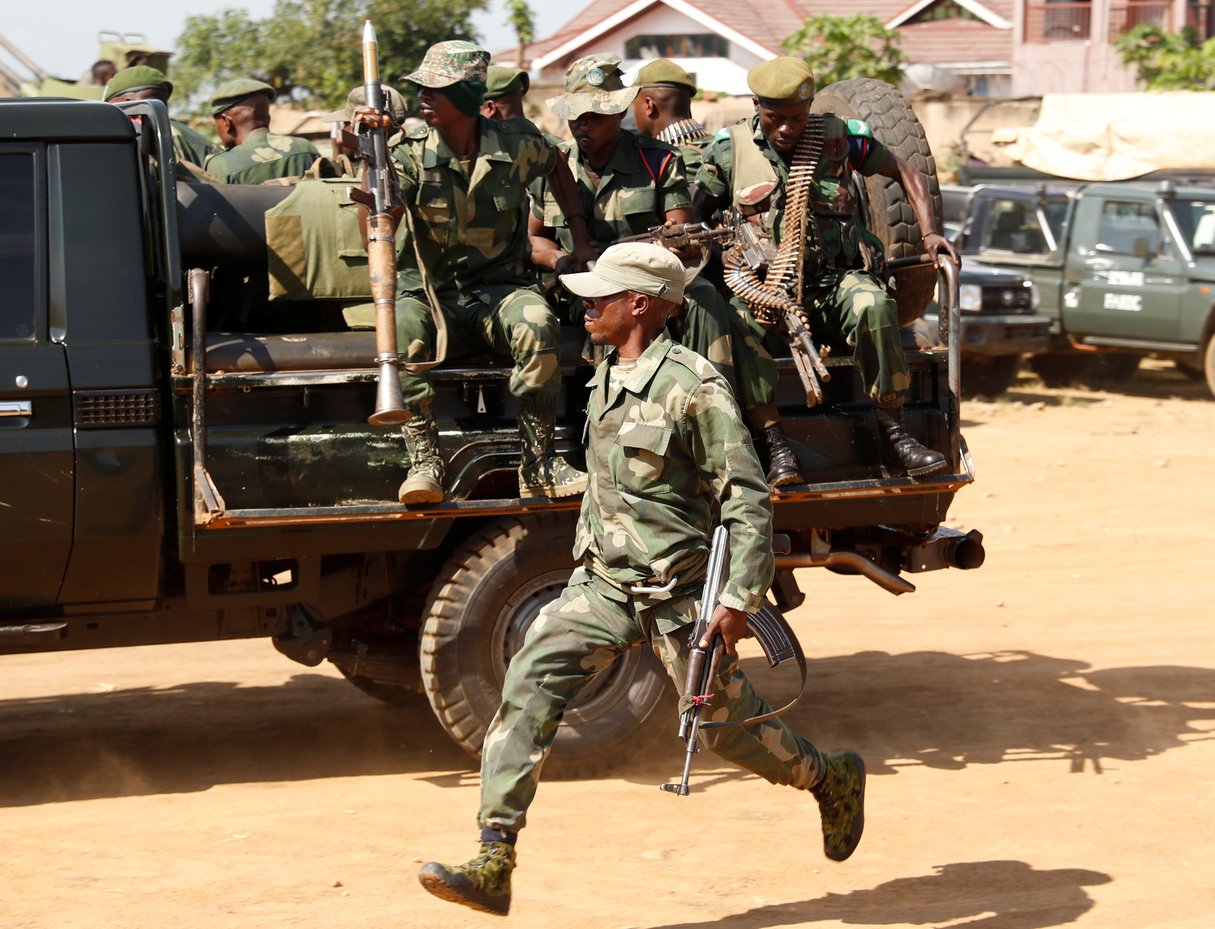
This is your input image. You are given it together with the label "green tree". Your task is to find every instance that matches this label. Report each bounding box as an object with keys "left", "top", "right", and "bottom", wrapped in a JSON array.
[
  {"left": 1115, "top": 24, "right": 1215, "bottom": 90},
  {"left": 506, "top": 0, "right": 535, "bottom": 69},
  {"left": 781, "top": 14, "right": 906, "bottom": 87},
  {"left": 174, "top": 0, "right": 489, "bottom": 113}
]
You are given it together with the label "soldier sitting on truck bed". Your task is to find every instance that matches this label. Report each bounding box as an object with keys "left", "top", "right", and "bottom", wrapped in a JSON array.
[
  {"left": 204, "top": 79, "right": 322, "bottom": 185},
  {"left": 356, "top": 41, "right": 596, "bottom": 505},
  {"left": 102, "top": 65, "right": 219, "bottom": 169},
  {"left": 695, "top": 58, "right": 958, "bottom": 478},
  {"left": 527, "top": 55, "right": 804, "bottom": 484}
]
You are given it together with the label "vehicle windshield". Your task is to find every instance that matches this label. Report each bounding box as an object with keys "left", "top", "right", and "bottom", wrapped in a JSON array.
[
  {"left": 1168, "top": 199, "right": 1215, "bottom": 256},
  {"left": 980, "top": 195, "right": 1066, "bottom": 255}
]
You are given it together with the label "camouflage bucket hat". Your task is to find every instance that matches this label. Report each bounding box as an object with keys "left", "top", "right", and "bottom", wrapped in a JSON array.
[
  {"left": 404, "top": 40, "right": 489, "bottom": 89},
  {"left": 547, "top": 54, "right": 638, "bottom": 120},
  {"left": 325, "top": 84, "right": 409, "bottom": 125}
]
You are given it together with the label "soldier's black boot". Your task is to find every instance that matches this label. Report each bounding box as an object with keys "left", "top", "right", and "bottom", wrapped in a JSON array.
[
  {"left": 811, "top": 751, "right": 866, "bottom": 862},
  {"left": 398, "top": 400, "right": 445, "bottom": 504},
  {"left": 875, "top": 400, "right": 947, "bottom": 478},
  {"left": 517, "top": 394, "right": 588, "bottom": 499},
  {"left": 764, "top": 423, "right": 805, "bottom": 487},
  {"left": 418, "top": 835, "right": 516, "bottom": 916}
]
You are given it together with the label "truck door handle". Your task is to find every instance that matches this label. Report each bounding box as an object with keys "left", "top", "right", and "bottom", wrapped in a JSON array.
[{"left": 0, "top": 400, "right": 33, "bottom": 418}]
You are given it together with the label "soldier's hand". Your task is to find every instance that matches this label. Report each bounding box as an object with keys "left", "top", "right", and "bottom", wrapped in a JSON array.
[
  {"left": 352, "top": 104, "right": 392, "bottom": 130},
  {"left": 925, "top": 232, "right": 961, "bottom": 268},
  {"left": 700, "top": 604, "right": 749, "bottom": 656},
  {"left": 570, "top": 241, "right": 598, "bottom": 272}
]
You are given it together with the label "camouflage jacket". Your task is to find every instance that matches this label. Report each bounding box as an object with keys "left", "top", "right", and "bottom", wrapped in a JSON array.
[
  {"left": 170, "top": 119, "right": 219, "bottom": 168},
  {"left": 391, "top": 116, "right": 557, "bottom": 294},
  {"left": 531, "top": 128, "right": 690, "bottom": 252},
  {"left": 574, "top": 333, "right": 773, "bottom": 628},
  {"left": 203, "top": 128, "right": 321, "bottom": 185},
  {"left": 696, "top": 114, "right": 890, "bottom": 278}
]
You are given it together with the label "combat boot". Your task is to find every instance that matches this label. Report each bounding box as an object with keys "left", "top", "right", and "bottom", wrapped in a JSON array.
[
  {"left": 517, "top": 395, "right": 587, "bottom": 499},
  {"left": 811, "top": 751, "right": 866, "bottom": 862},
  {"left": 875, "top": 400, "right": 947, "bottom": 478},
  {"left": 764, "top": 423, "right": 805, "bottom": 487},
  {"left": 418, "top": 840, "right": 516, "bottom": 916},
  {"left": 398, "top": 400, "right": 445, "bottom": 504}
]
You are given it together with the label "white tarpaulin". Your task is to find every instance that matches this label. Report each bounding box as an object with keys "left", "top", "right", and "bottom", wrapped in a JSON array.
[{"left": 994, "top": 92, "right": 1215, "bottom": 181}]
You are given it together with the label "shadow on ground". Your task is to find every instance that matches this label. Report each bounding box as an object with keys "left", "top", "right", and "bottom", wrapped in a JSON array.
[
  {"left": 1, "top": 647, "right": 1210, "bottom": 807},
  {"left": 643, "top": 859, "right": 1112, "bottom": 929}
]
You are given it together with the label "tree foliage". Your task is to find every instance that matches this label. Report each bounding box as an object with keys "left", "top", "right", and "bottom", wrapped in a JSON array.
[
  {"left": 781, "top": 14, "right": 906, "bottom": 87},
  {"left": 1115, "top": 25, "right": 1215, "bottom": 90},
  {"left": 173, "top": 0, "right": 489, "bottom": 112},
  {"left": 506, "top": 0, "right": 535, "bottom": 68}
]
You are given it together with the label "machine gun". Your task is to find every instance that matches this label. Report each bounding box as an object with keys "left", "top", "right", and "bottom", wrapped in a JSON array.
[
  {"left": 336, "top": 20, "right": 408, "bottom": 426},
  {"left": 617, "top": 220, "right": 736, "bottom": 252},
  {"left": 661, "top": 526, "right": 806, "bottom": 797}
]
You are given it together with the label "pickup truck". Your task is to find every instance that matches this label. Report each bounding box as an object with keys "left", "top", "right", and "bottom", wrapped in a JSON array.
[
  {"left": 951, "top": 181, "right": 1215, "bottom": 395},
  {"left": 0, "top": 92, "right": 984, "bottom": 777}
]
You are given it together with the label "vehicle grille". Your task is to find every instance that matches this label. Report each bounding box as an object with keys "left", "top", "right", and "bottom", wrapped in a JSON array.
[{"left": 981, "top": 285, "right": 1034, "bottom": 314}]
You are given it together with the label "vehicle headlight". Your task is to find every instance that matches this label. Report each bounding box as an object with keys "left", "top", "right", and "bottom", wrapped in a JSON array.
[
  {"left": 1028, "top": 280, "right": 1040, "bottom": 310},
  {"left": 958, "top": 283, "right": 983, "bottom": 311}
]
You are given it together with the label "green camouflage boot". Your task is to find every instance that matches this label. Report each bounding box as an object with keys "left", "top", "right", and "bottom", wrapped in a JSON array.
[
  {"left": 517, "top": 395, "right": 587, "bottom": 499},
  {"left": 811, "top": 751, "right": 866, "bottom": 862},
  {"left": 418, "top": 840, "right": 516, "bottom": 916},
  {"left": 398, "top": 401, "right": 445, "bottom": 505}
]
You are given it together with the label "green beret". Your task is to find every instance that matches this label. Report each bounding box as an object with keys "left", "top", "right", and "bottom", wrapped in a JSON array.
[
  {"left": 748, "top": 57, "right": 815, "bottom": 105},
  {"left": 634, "top": 59, "right": 696, "bottom": 94},
  {"left": 210, "top": 78, "right": 276, "bottom": 117},
  {"left": 484, "top": 65, "right": 529, "bottom": 100},
  {"left": 103, "top": 65, "right": 172, "bottom": 102}
]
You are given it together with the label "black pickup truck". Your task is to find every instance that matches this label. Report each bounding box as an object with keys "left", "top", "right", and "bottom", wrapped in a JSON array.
[{"left": 0, "top": 92, "right": 984, "bottom": 776}]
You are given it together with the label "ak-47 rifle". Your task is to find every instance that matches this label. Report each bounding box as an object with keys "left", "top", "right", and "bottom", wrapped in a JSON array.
[
  {"left": 660, "top": 526, "right": 806, "bottom": 797},
  {"left": 617, "top": 221, "right": 736, "bottom": 252},
  {"left": 339, "top": 20, "right": 408, "bottom": 426}
]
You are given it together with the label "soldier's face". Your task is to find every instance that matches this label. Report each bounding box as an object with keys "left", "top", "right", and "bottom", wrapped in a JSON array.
[
  {"left": 755, "top": 99, "right": 812, "bottom": 156},
  {"left": 417, "top": 87, "right": 463, "bottom": 128},
  {"left": 582, "top": 291, "right": 636, "bottom": 347},
  {"left": 570, "top": 111, "right": 623, "bottom": 157}
]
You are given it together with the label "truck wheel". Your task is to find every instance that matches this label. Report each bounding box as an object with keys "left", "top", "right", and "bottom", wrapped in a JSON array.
[
  {"left": 1080, "top": 353, "right": 1140, "bottom": 387},
  {"left": 1028, "top": 351, "right": 1093, "bottom": 387},
  {"left": 963, "top": 354, "right": 1021, "bottom": 397},
  {"left": 813, "top": 78, "right": 942, "bottom": 323},
  {"left": 420, "top": 513, "right": 674, "bottom": 780}
]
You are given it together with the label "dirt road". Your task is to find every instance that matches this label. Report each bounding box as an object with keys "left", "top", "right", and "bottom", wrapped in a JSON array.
[{"left": 2, "top": 361, "right": 1213, "bottom": 929}]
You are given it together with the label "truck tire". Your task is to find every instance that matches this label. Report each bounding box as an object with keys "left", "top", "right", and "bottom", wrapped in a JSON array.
[
  {"left": 1028, "top": 351, "right": 1094, "bottom": 387},
  {"left": 812, "top": 78, "right": 942, "bottom": 323},
  {"left": 963, "top": 354, "right": 1021, "bottom": 397},
  {"left": 420, "top": 513, "right": 674, "bottom": 780},
  {"left": 1205, "top": 335, "right": 1215, "bottom": 399}
]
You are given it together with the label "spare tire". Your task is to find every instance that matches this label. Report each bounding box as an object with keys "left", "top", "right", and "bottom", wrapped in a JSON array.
[{"left": 812, "top": 78, "right": 942, "bottom": 323}]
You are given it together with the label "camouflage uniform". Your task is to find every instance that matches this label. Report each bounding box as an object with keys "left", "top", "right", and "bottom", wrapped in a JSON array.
[
  {"left": 203, "top": 128, "right": 322, "bottom": 185},
  {"left": 531, "top": 130, "right": 739, "bottom": 388},
  {"left": 478, "top": 334, "right": 828, "bottom": 833},
  {"left": 170, "top": 119, "right": 219, "bottom": 168},
  {"left": 391, "top": 116, "right": 564, "bottom": 406},
  {"left": 697, "top": 115, "right": 910, "bottom": 401}
]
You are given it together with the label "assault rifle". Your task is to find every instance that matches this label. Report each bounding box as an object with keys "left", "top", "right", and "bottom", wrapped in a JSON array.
[
  {"left": 661, "top": 526, "right": 806, "bottom": 797},
  {"left": 337, "top": 20, "right": 408, "bottom": 426},
  {"left": 618, "top": 221, "right": 735, "bottom": 252}
]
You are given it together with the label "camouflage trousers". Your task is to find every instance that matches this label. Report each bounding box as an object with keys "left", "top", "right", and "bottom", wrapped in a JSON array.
[
  {"left": 729, "top": 269, "right": 911, "bottom": 407},
  {"left": 395, "top": 281, "right": 562, "bottom": 406},
  {"left": 677, "top": 276, "right": 738, "bottom": 392},
  {"left": 478, "top": 577, "right": 826, "bottom": 833}
]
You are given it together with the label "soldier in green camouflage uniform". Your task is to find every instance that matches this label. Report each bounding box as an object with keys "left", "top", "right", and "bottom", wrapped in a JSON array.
[
  {"left": 528, "top": 56, "right": 741, "bottom": 425},
  {"left": 369, "top": 42, "right": 595, "bottom": 504},
  {"left": 102, "top": 66, "right": 219, "bottom": 168},
  {"left": 631, "top": 59, "right": 804, "bottom": 486},
  {"left": 204, "top": 79, "right": 321, "bottom": 185},
  {"left": 418, "top": 243, "right": 866, "bottom": 918},
  {"left": 695, "top": 58, "right": 960, "bottom": 478}
]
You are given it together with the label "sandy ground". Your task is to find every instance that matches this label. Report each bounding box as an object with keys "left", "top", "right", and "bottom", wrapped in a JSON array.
[{"left": 2, "top": 359, "right": 1213, "bottom": 929}]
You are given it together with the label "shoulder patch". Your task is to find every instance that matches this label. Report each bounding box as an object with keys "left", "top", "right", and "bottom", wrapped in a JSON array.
[
  {"left": 406, "top": 124, "right": 429, "bottom": 140},
  {"left": 714, "top": 126, "right": 731, "bottom": 141},
  {"left": 845, "top": 117, "right": 874, "bottom": 139}
]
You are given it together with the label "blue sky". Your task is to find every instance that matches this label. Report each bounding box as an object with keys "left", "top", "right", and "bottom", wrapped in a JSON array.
[{"left": 2, "top": 0, "right": 574, "bottom": 81}]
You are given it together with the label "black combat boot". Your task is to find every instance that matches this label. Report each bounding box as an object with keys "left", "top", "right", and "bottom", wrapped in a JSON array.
[
  {"left": 764, "top": 423, "right": 805, "bottom": 487},
  {"left": 419, "top": 836, "right": 516, "bottom": 916},
  {"left": 875, "top": 400, "right": 947, "bottom": 478},
  {"left": 399, "top": 400, "right": 445, "bottom": 504},
  {"left": 811, "top": 751, "right": 867, "bottom": 862},
  {"left": 517, "top": 395, "right": 588, "bottom": 499}
]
